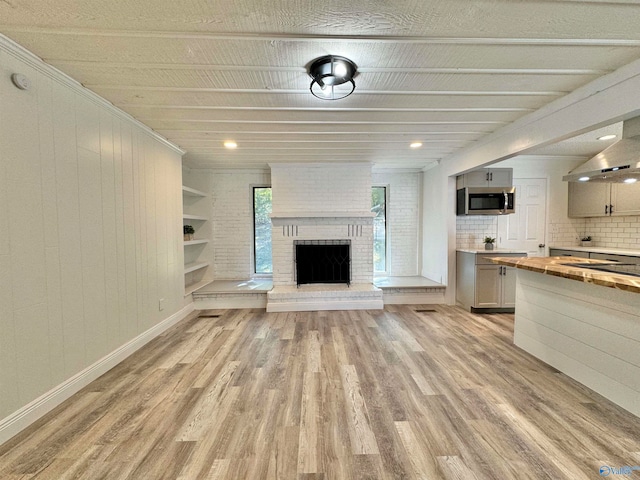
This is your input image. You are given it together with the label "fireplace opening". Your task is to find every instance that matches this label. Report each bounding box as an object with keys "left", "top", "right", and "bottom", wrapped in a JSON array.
[{"left": 295, "top": 240, "right": 351, "bottom": 287}]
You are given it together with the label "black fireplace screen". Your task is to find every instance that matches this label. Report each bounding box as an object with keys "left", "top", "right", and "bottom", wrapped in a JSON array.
[{"left": 295, "top": 240, "right": 351, "bottom": 286}]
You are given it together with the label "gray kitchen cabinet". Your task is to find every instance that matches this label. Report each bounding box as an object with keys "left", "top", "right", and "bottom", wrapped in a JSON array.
[
  {"left": 610, "top": 181, "right": 640, "bottom": 216},
  {"left": 568, "top": 182, "right": 610, "bottom": 217},
  {"left": 549, "top": 248, "right": 590, "bottom": 258},
  {"left": 589, "top": 252, "right": 640, "bottom": 264},
  {"left": 456, "top": 250, "right": 526, "bottom": 312},
  {"left": 456, "top": 168, "right": 513, "bottom": 188},
  {"left": 568, "top": 181, "right": 640, "bottom": 217}
]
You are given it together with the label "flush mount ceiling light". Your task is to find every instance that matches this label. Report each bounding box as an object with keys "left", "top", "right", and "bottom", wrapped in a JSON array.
[
  {"left": 410, "top": 142, "right": 423, "bottom": 149},
  {"left": 308, "top": 55, "right": 357, "bottom": 100},
  {"left": 223, "top": 140, "right": 237, "bottom": 149},
  {"left": 597, "top": 134, "right": 617, "bottom": 141}
]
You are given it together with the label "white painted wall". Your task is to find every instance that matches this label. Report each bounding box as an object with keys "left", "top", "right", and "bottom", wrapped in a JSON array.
[
  {"left": 0, "top": 42, "right": 184, "bottom": 422},
  {"left": 271, "top": 163, "right": 371, "bottom": 215},
  {"left": 421, "top": 166, "right": 452, "bottom": 286},
  {"left": 210, "top": 169, "right": 270, "bottom": 279},
  {"left": 372, "top": 170, "right": 422, "bottom": 276},
  {"left": 270, "top": 163, "right": 374, "bottom": 286}
]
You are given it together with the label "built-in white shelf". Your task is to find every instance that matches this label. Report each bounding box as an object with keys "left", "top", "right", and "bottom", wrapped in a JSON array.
[
  {"left": 183, "top": 214, "right": 207, "bottom": 221},
  {"left": 184, "top": 239, "right": 209, "bottom": 246},
  {"left": 184, "top": 261, "right": 209, "bottom": 274},
  {"left": 182, "top": 186, "right": 208, "bottom": 198},
  {"left": 183, "top": 182, "right": 212, "bottom": 296},
  {"left": 185, "top": 279, "right": 214, "bottom": 296}
]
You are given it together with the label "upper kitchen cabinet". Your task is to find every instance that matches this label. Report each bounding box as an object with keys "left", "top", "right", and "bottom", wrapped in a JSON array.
[
  {"left": 456, "top": 168, "right": 513, "bottom": 188},
  {"left": 569, "top": 181, "right": 640, "bottom": 217},
  {"left": 568, "top": 182, "right": 611, "bottom": 217},
  {"left": 610, "top": 182, "right": 640, "bottom": 216}
]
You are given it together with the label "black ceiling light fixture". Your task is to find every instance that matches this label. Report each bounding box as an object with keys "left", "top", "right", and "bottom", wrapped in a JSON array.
[{"left": 308, "top": 55, "right": 357, "bottom": 100}]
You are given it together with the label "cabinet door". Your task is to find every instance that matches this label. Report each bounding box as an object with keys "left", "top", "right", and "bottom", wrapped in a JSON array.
[
  {"left": 501, "top": 266, "right": 518, "bottom": 308},
  {"left": 462, "top": 169, "right": 490, "bottom": 187},
  {"left": 549, "top": 248, "right": 590, "bottom": 258},
  {"left": 475, "top": 265, "right": 501, "bottom": 308},
  {"left": 589, "top": 252, "right": 640, "bottom": 264},
  {"left": 488, "top": 168, "right": 513, "bottom": 187},
  {"left": 611, "top": 181, "right": 640, "bottom": 216},
  {"left": 568, "top": 182, "right": 610, "bottom": 217}
]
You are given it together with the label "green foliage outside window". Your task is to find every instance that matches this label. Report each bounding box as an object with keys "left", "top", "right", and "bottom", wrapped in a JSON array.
[
  {"left": 254, "top": 187, "right": 273, "bottom": 273},
  {"left": 372, "top": 186, "right": 386, "bottom": 273}
]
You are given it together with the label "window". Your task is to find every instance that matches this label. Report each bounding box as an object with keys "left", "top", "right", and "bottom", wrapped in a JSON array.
[
  {"left": 371, "top": 186, "right": 387, "bottom": 273},
  {"left": 253, "top": 187, "right": 272, "bottom": 274}
]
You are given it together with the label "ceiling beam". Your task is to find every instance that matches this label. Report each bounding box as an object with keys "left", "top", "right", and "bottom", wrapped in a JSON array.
[{"left": 440, "top": 57, "right": 640, "bottom": 175}]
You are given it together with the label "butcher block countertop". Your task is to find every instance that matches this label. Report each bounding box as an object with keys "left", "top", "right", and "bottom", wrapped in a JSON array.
[{"left": 491, "top": 256, "right": 640, "bottom": 294}]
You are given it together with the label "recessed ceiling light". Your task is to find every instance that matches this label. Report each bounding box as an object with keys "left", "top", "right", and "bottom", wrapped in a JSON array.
[
  {"left": 410, "top": 142, "right": 422, "bottom": 149},
  {"left": 624, "top": 178, "right": 638, "bottom": 184},
  {"left": 224, "top": 141, "right": 237, "bottom": 149},
  {"left": 578, "top": 177, "right": 590, "bottom": 182},
  {"left": 597, "top": 134, "right": 617, "bottom": 141}
]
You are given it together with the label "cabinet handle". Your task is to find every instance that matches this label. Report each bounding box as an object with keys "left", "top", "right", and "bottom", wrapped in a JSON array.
[
  {"left": 490, "top": 172, "right": 493, "bottom": 181},
  {"left": 610, "top": 204, "right": 614, "bottom": 214},
  {"left": 605, "top": 205, "right": 609, "bottom": 214},
  {"left": 486, "top": 172, "right": 490, "bottom": 181},
  {"left": 538, "top": 243, "right": 545, "bottom": 248}
]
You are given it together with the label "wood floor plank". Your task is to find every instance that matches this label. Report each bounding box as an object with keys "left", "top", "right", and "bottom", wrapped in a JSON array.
[
  {"left": 395, "top": 421, "right": 440, "bottom": 479},
  {"left": 339, "top": 365, "right": 380, "bottom": 455},
  {"left": 205, "top": 458, "right": 230, "bottom": 480},
  {"left": 307, "top": 330, "right": 321, "bottom": 373},
  {"left": 298, "top": 372, "right": 322, "bottom": 474},
  {"left": 2, "top": 305, "right": 640, "bottom": 479}
]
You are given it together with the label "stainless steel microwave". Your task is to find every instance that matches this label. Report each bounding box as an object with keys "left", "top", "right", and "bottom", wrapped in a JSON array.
[{"left": 456, "top": 187, "right": 516, "bottom": 215}]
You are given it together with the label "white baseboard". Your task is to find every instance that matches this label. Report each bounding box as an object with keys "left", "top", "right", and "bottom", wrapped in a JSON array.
[{"left": 0, "top": 303, "right": 195, "bottom": 446}]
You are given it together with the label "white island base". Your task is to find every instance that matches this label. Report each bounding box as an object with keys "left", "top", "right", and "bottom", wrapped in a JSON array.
[{"left": 514, "top": 269, "right": 640, "bottom": 417}]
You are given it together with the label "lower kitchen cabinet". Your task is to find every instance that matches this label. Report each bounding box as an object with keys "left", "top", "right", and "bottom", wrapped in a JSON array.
[
  {"left": 548, "top": 248, "right": 590, "bottom": 258},
  {"left": 456, "top": 251, "right": 527, "bottom": 312}
]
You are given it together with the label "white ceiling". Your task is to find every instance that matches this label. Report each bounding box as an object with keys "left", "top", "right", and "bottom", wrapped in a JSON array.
[{"left": 2, "top": 0, "right": 640, "bottom": 169}]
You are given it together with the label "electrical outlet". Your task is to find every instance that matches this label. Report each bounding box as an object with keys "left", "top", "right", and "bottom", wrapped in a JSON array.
[{"left": 159, "top": 298, "right": 165, "bottom": 311}]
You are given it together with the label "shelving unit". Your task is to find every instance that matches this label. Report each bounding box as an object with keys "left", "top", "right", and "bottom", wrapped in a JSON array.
[
  {"left": 182, "top": 186, "right": 207, "bottom": 197},
  {"left": 184, "top": 239, "right": 209, "bottom": 246},
  {"left": 184, "top": 261, "right": 209, "bottom": 274},
  {"left": 183, "top": 213, "right": 208, "bottom": 222},
  {"left": 183, "top": 183, "right": 212, "bottom": 296}
]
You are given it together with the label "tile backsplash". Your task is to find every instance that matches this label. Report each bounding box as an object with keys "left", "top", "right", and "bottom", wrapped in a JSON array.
[
  {"left": 460, "top": 215, "right": 640, "bottom": 251},
  {"left": 456, "top": 216, "right": 498, "bottom": 249},
  {"left": 550, "top": 216, "right": 640, "bottom": 250}
]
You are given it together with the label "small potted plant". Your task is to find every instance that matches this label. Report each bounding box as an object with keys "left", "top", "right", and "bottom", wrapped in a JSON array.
[
  {"left": 581, "top": 235, "right": 592, "bottom": 247},
  {"left": 484, "top": 236, "right": 496, "bottom": 250},
  {"left": 183, "top": 225, "right": 195, "bottom": 241}
]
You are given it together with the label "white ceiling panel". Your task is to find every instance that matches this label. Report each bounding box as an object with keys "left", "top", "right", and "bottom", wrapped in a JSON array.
[{"left": 2, "top": 0, "right": 640, "bottom": 169}]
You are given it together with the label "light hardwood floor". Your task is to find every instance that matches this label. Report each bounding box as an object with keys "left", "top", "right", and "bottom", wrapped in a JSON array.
[{"left": 1, "top": 305, "right": 640, "bottom": 479}]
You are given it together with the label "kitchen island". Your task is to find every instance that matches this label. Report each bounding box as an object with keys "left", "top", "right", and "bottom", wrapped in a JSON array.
[{"left": 492, "top": 256, "right": 640, "bottom": 417}]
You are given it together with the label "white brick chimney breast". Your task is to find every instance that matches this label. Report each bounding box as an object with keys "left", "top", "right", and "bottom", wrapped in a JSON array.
[{"left": 267, "top": 163, "right": 383, "bottom": 312}]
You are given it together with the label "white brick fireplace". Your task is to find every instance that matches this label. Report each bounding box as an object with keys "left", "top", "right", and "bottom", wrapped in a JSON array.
[{"left": 266, "top": 163, "right": 383, "bottom": 312}]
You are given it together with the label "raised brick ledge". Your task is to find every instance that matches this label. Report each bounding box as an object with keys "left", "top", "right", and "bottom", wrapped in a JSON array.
[{"left": 266, "top": 284, "right": 383, "bottom": 312}]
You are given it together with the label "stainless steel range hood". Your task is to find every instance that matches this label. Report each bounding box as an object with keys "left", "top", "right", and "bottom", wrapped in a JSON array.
[{"left": 563, "top": 117, "right": 640, "bottom": 183}]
